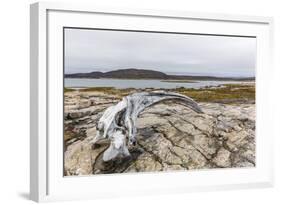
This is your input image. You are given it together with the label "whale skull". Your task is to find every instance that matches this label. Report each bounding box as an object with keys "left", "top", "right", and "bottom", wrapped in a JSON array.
[{"left": 92, "top": 91, "right": 203, "bottom": 161}]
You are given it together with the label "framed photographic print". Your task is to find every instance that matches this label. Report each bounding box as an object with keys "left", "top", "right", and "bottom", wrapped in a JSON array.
[{"left": 30, "top": 2, "right": 274, "bottom": 202}]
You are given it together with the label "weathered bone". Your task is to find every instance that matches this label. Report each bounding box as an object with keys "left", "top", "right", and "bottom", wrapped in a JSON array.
[{"left": 92, "top": 91, "right": 203, "bottom": 161}]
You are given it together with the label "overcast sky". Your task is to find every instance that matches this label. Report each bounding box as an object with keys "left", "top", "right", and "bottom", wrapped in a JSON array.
[{"left": 64, "top": 28, "right": 256, "bottom": 77}]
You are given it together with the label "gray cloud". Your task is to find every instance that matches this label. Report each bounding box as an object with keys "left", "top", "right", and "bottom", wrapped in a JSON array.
[{"left": 64, "top": 28, "right": 256, "bottom": 77}]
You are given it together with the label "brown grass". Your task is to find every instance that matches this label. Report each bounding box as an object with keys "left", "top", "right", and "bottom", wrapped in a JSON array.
[
  {"left": 173, "top": 84, "right": 255, "bottom": 103},
  {"left": 64, "top": 83, "right": 255, "bottom": 104},
  {"left": 64, "top": 88, "right": 75, "bottom": 93}
]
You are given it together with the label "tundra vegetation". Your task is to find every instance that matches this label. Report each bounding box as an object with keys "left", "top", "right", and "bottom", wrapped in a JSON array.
[{"left": 64, "top": 83, "right": 255, "bottom": 104}]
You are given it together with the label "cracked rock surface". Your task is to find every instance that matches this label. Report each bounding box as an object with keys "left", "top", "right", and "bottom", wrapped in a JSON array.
[{"left": 64, "top": 91, "right": 255, "bottom": 176}]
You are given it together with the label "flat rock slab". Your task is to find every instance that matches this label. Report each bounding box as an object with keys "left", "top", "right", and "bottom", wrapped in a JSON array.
[{"left": 64, "top": 92, "right": 255, "bottom": 176}]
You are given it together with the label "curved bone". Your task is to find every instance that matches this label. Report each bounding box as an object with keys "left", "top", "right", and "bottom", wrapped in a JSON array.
[{"left": 92, "top": 91, "right": 203, "bottom": 161}]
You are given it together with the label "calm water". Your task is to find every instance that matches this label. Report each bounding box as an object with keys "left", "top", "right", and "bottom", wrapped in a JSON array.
[{"left": 65, "top": 78, "right": 246, "bottom": 89}]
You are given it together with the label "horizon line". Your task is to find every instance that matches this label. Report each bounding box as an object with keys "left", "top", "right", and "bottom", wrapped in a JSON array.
[{"left": 65, "top": 68, "right": 255, "bottom": 78}]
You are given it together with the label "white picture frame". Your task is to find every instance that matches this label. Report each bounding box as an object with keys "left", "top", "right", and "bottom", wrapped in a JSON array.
[{"left": 30, "top": 2, "right": 274, "bottom": 202}]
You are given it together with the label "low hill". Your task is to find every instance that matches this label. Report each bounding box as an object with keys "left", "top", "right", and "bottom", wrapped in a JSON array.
[
  {"left": 103, "top": 69, "right": 168, "bottom": 79},
  {"left": 66, "top": 68, "right": 168, "bottom": 79},
  {"left": 65, "top": 68, "right": 255, "bottom": 81}
]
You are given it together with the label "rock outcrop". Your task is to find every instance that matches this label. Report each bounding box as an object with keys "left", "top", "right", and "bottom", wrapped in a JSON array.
[{"left": 64, "top": 91, "right": 255, "bottom": 176}]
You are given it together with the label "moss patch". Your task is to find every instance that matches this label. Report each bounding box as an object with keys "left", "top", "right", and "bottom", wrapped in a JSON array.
[
  {"left": 173, "top": 84, "right": 255, "bottom": 103},
  {"left": 64, "top": 88, "right": 75, "bottom": 93}
]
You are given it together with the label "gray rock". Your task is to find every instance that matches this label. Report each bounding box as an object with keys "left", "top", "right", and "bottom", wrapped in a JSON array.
[
  {"left": 212, "top": 148, "right": 231, "bottom": 167},
  {"left": 63, "top": 92, "right": 255, "bottom": 175}
]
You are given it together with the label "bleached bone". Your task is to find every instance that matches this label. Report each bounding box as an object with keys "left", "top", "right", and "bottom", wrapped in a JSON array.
[{"left": 92, "top": 91, "right": 203, "bottom": 161}]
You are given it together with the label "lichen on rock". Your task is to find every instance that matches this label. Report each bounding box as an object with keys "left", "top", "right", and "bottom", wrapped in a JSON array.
[{"left": 64, "top": 90, "right": 255, "bottom": 176}]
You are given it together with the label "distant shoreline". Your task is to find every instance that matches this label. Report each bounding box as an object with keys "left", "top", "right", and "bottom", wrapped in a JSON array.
[
  {"left": 65, "top": 77, "right": 255, "bottom": 82},
  {"left": 64, "top": 81, "right": 255, "bottom": 91},
  {"left": 65, "top": 68, "right": 255, "bottom": 82}
]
